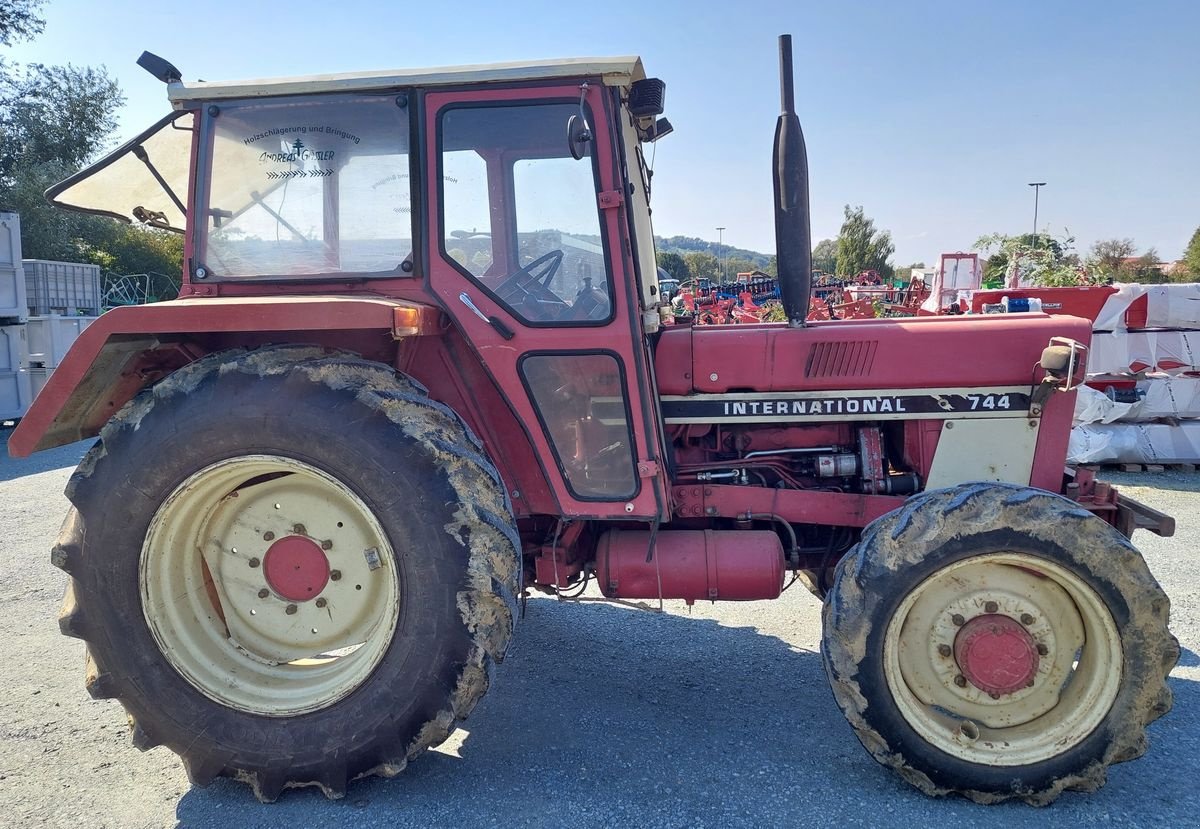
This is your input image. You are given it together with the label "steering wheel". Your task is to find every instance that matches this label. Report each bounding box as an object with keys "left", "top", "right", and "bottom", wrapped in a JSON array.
[{"left": 494, "top": 250, "right": 566, "bottom": 316}]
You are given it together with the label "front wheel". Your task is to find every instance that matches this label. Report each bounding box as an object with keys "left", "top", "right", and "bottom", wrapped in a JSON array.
[
  {"left": 822, "top": 482, "right": 1177, "bottom": 805},
  {"left": 55, "top": 346, "right": 520, "bottom": 801}
]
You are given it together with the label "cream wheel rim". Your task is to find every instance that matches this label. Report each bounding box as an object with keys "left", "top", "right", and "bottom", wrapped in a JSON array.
[
  {"left": 883, "top": 552, "right": 1122, "bottom": 766},
  {"left": 140, "top": 455, "right": 400, "bottom": 716}
]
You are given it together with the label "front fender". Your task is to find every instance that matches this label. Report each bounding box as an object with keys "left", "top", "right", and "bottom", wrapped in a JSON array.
[{"left": 8, "top": 295, "right": 442, "bottom": 457}]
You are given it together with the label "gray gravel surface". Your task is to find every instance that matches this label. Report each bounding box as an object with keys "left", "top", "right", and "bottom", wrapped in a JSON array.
[{"left": 1, "top": 433, "right": 1196, "bottom": 828}]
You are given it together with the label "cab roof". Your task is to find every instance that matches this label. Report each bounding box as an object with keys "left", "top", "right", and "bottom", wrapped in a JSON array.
[{"left": 167, "top": 56, "right": 646, "bottom": 105}]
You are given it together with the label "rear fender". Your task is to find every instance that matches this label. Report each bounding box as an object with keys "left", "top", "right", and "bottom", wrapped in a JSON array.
[{"left": 7, "top": 296, "right": 443, "bottom": 457}]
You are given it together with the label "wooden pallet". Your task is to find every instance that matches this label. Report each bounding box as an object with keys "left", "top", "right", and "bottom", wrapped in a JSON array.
[{"left": 1096, "top": 462, "right": 1197, "bottom": 473}]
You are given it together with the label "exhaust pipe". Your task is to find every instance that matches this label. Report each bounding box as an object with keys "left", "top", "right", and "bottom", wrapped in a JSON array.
[{"left": 772, "top": 34, "right": 813, "bottom": 327}]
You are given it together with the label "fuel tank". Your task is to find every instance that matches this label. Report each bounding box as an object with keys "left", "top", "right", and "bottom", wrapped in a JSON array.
[{"left": 595, "top": 529, "right": 784, "bottom": 602}]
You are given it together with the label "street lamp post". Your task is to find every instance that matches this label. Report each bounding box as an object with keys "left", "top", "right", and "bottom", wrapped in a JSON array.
[
  {"left": 1028, "top": 182, "right": 1046, "bottom": 248},
  {"left": 715, "top": 226, "right": 726, "bottom": 283}
]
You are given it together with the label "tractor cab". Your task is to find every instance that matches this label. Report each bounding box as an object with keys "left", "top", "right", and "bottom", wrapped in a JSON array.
[{"left": 32, "top": 54, "right": 677, "bottom": 519}]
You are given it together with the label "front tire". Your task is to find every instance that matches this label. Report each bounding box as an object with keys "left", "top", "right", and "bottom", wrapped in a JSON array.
[
  {"left": 54, "top": 346, "right": 520, "bottom": 801},
  {"left": 822, "top": 482, "right": 1177, "bottom": 804}
]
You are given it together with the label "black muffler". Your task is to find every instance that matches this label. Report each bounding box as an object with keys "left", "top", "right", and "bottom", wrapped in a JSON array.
[{"left": 772, "top": 34, "right": 813, "bottom": 327}]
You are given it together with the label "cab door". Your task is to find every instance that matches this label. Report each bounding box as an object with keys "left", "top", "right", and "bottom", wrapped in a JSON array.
[{"left": 424, "top": 83, "right": 666, "bottom": 519}]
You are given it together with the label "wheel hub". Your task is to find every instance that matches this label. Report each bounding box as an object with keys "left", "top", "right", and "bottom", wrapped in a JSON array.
[
  {"left": 954, "top": 613, "right": 1040, "bottom": 696},
  {"left": 263, "top": 535, "right": 330, "bottom": 602}
]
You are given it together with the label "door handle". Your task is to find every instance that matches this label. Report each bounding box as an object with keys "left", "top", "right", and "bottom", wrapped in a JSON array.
[{"left": 458, "top": 292, "right": 516, "bottom": 341}]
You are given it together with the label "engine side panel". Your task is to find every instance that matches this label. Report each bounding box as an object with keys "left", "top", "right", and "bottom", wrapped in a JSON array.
[{"left": 654, "top": 314, "right": 1090, "bottom": 515}]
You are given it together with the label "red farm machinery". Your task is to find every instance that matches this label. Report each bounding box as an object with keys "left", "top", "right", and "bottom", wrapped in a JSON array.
[{"left": 9, "top": 36, "right": 1177, "bottom": 805}]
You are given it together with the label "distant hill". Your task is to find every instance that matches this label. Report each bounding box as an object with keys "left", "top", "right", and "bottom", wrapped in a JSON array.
[
  {"left": 567, "top": 233, "right": 773, "bottom": 270},
  {"left": 654, "top": 235, "right": 772, "bottom": 270}
]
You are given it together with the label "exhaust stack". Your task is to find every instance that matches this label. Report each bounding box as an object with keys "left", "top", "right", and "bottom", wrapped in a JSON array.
[{"left": 772, "top": 34, "right": 813, "bottom": 327}]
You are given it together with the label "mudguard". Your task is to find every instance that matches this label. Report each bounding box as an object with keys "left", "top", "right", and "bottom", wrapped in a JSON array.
[{"left": 7, "top": 295, "right": 442, "bottom": 456}]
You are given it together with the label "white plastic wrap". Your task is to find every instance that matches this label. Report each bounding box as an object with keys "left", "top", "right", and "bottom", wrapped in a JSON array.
[
  {"left": 1092, "top": 282, "right": 1200, "bottom": 332},
  {"left": 1068, "top": 422, "right": 1200, "bottom": 464},
  {"left": 1138, "top": 376, "right": 1200, "bottom": 420},
  {"left": 1093, "top": 283, "right": 1144, "bottom": 332},
  {"left": 1076, "top": 377, "right": 1200, "bottom": 425},
  {"left": 1073, "top": 385, "right": 1136, "bottom": 426},
  {"left": 1144, "top": 284, "right": 1200, "bottom": 329},
  {"left": 1087, "top": 330, "right": 1200, "bottom": 376}
]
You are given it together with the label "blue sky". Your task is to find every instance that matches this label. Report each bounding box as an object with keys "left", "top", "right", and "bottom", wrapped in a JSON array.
[{"left": 8, "top": 0, "right": 1198, "bottom": 264}]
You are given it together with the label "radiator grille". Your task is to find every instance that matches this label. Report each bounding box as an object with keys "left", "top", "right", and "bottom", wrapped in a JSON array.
[{"left": 805, "top": 340, "right": 878, "bottom": 377}]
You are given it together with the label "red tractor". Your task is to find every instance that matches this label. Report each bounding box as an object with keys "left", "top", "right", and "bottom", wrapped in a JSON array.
[{"left": 11, "top": 36, "right": 1176, "bottom": 805}]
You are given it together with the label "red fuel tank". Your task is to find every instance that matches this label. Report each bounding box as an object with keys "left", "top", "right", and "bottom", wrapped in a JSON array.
[{"left": 595, "top": 530, "right": 784, "bottom": 602}]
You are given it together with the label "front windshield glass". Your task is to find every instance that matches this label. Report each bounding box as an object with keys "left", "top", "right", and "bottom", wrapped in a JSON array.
[{"left": 200, "top": 94, "right": 412, "bottom": 279}]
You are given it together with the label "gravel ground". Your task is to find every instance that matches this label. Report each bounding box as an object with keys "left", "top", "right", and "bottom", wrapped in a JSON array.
[{"left": 1, "top": 432, "right": 1197, "bottom": 828}]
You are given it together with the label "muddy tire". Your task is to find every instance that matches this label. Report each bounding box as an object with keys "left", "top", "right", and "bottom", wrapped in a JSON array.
[
  {"left": 54, "top": 345, "right": 519, "bottom": 801},
  {"left": 822, "top": 482, "right": 1177, "bottom": 805}
]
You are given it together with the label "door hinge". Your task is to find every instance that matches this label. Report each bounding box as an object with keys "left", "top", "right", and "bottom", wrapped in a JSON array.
[
  {"left": 636, "top": 460, "right": 660, "bottom": 479},
  {"left": 598, "top": 190, "right": 625, "bottom": 209}
]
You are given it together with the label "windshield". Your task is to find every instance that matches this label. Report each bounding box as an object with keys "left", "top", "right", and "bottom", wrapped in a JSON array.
[
  {"left": 46, "top": 111, "right": 193, "bottom": 232},
  {"left": 198, "top": 93, "right": 414, "bottom": 279}
]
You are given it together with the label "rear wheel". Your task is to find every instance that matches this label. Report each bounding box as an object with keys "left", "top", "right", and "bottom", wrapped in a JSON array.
[
  {"left": 55, "top": 346, "right": 519, "bottom": 801},
  {"left": 822, "top": 482, "right": 1177, "bottom": 804}
]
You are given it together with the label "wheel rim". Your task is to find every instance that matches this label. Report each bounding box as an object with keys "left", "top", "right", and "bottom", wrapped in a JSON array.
[
  {"left": 141, "top": 455, "right": 400, "bottom": 716},
  {"left": 883, "top": 552, "right": 1122, "bottom": 766}
]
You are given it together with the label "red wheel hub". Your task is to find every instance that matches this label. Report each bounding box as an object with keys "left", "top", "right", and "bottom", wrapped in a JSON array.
[
  {"left": 263, "top": 535, "right": 330, "bottom": 602},
  {"left": 953, "top": 613, "right": 1040, "bottom": 696}
]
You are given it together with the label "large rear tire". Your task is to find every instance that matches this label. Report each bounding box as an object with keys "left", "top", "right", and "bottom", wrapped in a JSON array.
[
  {"left": 54, "top": 345, "right": 520, "bottom": 801},
  {"left": 822, "top": 482, "right": 1177, "bottom": 805}
]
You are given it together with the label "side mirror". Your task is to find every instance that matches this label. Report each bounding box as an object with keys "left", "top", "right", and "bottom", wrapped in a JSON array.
[{"left": 566, "top": 113, "right": 592, "bottom": 161}]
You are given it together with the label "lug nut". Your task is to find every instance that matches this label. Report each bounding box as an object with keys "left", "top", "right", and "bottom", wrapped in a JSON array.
[
  {"left": 248, "top": 557, "right": 261, "bottom": 568},
  {"left": 258, "top": 588, "right": 269, "bottom": 599},
  {"left": 951, "top": 614, "right": 965, "bottom": 627},
  {"left": 1026, "top": 679, "right": 1036, "bottom": 688},
  {"left": 953, "top": 674, "right": 967, "bottom": 688},
  {"left": 321, "top": 539, "right": 333, "bottom": 551},
  {"left": 1020, "top": 613, "right": 1035, "bottom": 626},
  {"left": 293, "top": 524, "right": 306, "bottom": 535},
  {"left": 937, "top": 644, "right": 952, "bottom": 657},
  {"left": 330, "top": 570, "right": 342, "bottom": 581},
  {"left": 1037, "top": 643, "right": 1049, "bottom": 656},
  {"left": 315, "top": 598, "right": 327, "bottom": 608},
  {"left": 263, "top": 531, "right": 275, "bottom": 541},
  {"left": 984, "top": 601, "right": 998, "bottom": 613},
  {"left": 285, "top": 604, "right": 297, "bottom": 615}
]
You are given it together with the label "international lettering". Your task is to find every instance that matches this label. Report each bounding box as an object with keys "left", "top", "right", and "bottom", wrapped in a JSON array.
[{"left": 722, "top": 397, "right": 909, "bottom": 416}]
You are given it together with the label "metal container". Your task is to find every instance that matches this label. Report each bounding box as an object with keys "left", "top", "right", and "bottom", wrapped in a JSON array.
[
  {"left": 0, "top": 368, "right": 33, "bottom": 421},
  {"left": 25, "top": 315, "right": 97, "bottom": 368},
  {"left": 28, "top": 366, "right": 50, "bottom": 401},
  {"left": 23, "top": 259, "right": 103, "bottom": 317},
  {"left": 1, "top": 324, "right": 28, "bottom": 373},
  {"left": 0, "top": 213, "right": 27, "bottom": 320}
]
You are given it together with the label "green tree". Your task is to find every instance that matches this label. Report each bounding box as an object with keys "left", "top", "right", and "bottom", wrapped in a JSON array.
[
  {"left": 811, "top": 238, "right": 837, "bottom": 274},
  {"left": 725, "top": 258, "right": 756, "bottom": 279},
  {"left": 835, "top": 205, "right": 895, "bottom": 279},
  {"left": 981, "top": 234, "right": 1062, "bottom": 283},
  {"left": 976, "top": 232, "right": 1088, "bottom": 287},
  {"left": 1180, "top": 226, "right": 1200, "bottom": 279},
  {"left": 0, "top": 0, "right": 45, "bottom": 46},
  {"left": 0, "top": 19, "right": 184, "bottom": 286},
  {"left": 657, "top": 251, "right": 690, "bottom": 281},
  {"left": 1088, "top": 238, "right": 1137, "bottom": 281},
  {"left": 682, "top": 251, "right": 720, "bottom": 282}
]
